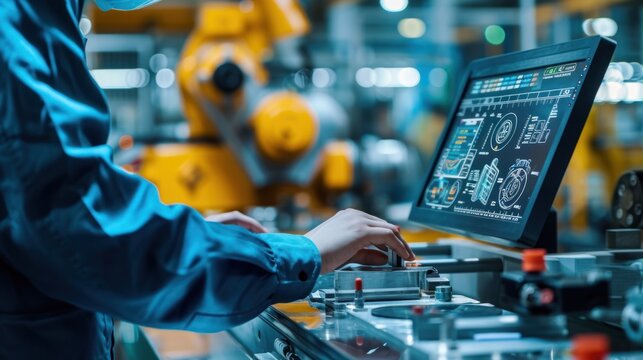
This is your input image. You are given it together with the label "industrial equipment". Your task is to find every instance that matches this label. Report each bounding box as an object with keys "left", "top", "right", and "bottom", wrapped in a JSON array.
[
  {"left": 612, "top": 170, "right": 643, "bottom": 229},
  {"left": 133, "top": 0, "right": 354, "bottom": 215},
  {"left": 216, "top": 37, "right": 643, "bottom": 359},
  {"left": 80, "top": 1, "right": 643, "bottom": 358}
]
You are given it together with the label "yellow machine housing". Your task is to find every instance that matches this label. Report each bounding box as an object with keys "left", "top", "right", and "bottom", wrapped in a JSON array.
[{"left": 135, "top": 0, "right": 353, "bottom": 213}]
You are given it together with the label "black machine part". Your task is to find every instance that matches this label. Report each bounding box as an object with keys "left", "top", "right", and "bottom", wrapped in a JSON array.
[
  {"left": 212, "top": 61, "right": 245, "bottom": 94},
  {"left": 501, "top": 270, "right": 610, "bottom": 315},
  {"left": 612, "top": 170, "right": 643, "bottom": 229}
]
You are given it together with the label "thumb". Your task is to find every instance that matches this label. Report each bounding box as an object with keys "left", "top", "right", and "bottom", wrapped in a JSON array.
[{"left": 347, "top": 249, "right": 388, "bottom": 266}]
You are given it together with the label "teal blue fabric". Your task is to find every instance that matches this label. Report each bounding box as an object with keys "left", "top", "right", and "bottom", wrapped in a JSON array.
[
  {"left": 0, "top": 1, "right": 321, "bottom": 359},
  {"left": 94, "top": 0, "right": 160, "bottom": 11}
]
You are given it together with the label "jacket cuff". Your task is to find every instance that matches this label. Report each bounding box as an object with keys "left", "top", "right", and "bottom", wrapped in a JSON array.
[{"left": 259, "top": 233, "right": 321, "bottom": 303}]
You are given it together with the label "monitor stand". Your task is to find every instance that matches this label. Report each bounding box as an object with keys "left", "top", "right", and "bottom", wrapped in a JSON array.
[{"left": 533, "top": 209, "right": 558, "bottom": 254}]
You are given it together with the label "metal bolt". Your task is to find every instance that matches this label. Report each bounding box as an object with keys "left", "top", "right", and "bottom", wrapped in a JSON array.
[{"left": 435, "top": 285, "right": 453, "bottom": 302}]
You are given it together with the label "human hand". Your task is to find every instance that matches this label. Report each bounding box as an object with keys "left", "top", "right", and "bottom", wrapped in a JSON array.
[
  {"left": 305, "top": 208, "right": 415, "bottom": 274},
  {"left": 206, "top": 211, "right": 268, "bottom": 233}
]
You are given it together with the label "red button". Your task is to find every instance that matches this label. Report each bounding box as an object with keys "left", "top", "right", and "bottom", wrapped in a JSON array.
[
  {"left": 572, "top": 333, "right": 609, "bottom": 360},
  {"left": 522, "top": 248, "right": 546, "bottom": 273},
  {"left": 355, "top": 277, "right": 363, "bottom": 291}
]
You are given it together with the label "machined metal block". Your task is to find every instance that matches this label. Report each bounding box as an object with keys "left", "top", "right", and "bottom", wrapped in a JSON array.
[
  {"left": 426, "top": 276, "right": 451, "bottom": 293},
  {"left": 333, "top": 266, "right": 436, "bottom": 302}
]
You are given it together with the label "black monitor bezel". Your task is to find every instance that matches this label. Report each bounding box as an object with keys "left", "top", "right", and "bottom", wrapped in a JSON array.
[{"left": 409, "top": 36, "right": 616, "bottom": 248}]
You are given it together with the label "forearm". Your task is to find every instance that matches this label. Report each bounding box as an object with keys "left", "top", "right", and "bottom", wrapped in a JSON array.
[{"left": 1, "top": 154, "right": 320, "bottom": 332}]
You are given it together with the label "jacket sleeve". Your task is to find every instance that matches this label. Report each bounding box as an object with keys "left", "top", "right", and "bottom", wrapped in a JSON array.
[
  {"left": 0, "top": 0, "right": 320, "bottom": 333},
  {"left": 1, "top": 140, "right": 321, "bottom": 332}
]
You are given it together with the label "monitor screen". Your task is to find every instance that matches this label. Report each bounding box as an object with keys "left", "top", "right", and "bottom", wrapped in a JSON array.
[
  {"left": 410, "top": 36, "right": 615, "bottom": 247},
  {"left": 423, "top": 61, "right": 585, "bottom": 221}
]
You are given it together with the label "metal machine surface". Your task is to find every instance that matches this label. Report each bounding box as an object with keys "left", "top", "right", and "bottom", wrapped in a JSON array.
[
  {"left": 232, "top": 295, "right": 573, "bottom": 360},
  {"left": 222, "top": 38, "right": 643, "bottom": 360},
  {"left": 333, "top": 266, "right": 439, "bottom": 300},
  {"left": 226, "top": 241, "right": 643, "bottom": 359}
]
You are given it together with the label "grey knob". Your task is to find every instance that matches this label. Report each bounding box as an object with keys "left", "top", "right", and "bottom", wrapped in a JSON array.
[{"left": 435, "top": 285, "right": 453, "bottom": 302}]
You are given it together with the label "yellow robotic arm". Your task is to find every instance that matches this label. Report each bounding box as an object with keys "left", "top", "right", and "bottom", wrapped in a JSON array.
[
  {"left": 177, "top": 0, "right": 318, "bottom": 160},
  {"left": 138, "top": 0, "right": 353, "bottom": 213}
]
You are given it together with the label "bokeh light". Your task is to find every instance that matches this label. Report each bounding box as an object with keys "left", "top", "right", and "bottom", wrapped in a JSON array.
[
  {"left": 380, "top": 0, "right": 408, "bottom": 13},
  {"left": 398, "top": 18, "right": 426, "bottom": 38},
  {"left": 484, "top": 25, "right": 506, "bottom": 45}
]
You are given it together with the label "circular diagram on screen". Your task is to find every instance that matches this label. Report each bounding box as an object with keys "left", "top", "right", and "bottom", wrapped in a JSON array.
[
  {"left": 425, "top": 178, "right": 449, "bottom": 207},
  {"left": 491, "top": 113, "right": 518, "bottom": 152},
  {"left": 498, "top": 159, "right": 531, "bottom": 210},
  {"left": 442, "top": 180, "right": 461, "bottom": 207}
]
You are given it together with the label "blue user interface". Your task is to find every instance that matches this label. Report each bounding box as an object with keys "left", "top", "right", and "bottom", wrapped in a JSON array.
[{"left": 423, "top": 61, "right": 587, "bottom": 223}]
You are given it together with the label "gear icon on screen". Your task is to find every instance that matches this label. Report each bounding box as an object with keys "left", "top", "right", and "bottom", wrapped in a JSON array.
[
  {"left": 498, "top": 159, "right": 531, "bottom": 210},
  {"left": 490, "top": 113, "right": 518, "bottom": 152}
]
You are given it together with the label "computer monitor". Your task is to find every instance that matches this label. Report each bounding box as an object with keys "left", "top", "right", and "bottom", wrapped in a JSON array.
[{"left": 409, "top": 36, "right": 616, "bottom": 249}]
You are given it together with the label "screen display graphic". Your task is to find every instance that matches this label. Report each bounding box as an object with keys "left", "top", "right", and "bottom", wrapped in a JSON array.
[{"left": 423, "top": 61, "right": 587, "bottom": 223}]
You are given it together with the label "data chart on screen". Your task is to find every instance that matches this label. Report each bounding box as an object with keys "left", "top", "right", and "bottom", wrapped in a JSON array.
[{"left": 422, "top": 61, "right": 587, "bottom": 222}]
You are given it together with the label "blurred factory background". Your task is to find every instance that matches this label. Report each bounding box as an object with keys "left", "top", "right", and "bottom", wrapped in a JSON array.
[{"left": 82, "top": 0, "right": 643, "bottom": 251}]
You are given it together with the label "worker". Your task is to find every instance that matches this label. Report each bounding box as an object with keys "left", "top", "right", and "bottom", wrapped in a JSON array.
[{"left": 0, "top": 0, "right": 415, "bottom": 358}]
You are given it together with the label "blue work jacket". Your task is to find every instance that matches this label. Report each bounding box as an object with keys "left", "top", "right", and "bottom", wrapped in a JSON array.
[{"left": 0, "top": 1, "right": 321, "bottom": 359}]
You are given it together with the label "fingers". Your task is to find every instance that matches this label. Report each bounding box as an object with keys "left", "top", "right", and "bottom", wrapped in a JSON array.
[
  {"left": 337, "top": 208, "right": 415, "bottom": 261},
  {"left": 232, "top": 214, "right": 268, "bottom": 233},
  {"left": 348, "top": 249, "right": 388, "bottom": 266},
  {"left": 364, "top": 227, "right": 412, "bottom": 260},
  {"left": 364, "top": 218, "right": 397, "bottom": 231},
  {"left": 237, "top": 218, "right": 269, "bottom": 233},
  {"left": 364, "top": 219, "right": 415, "bottom": 260},
  {"left": 373, "top": 244, "right": 388, "bottom": 252},
  {"left": 206, "top": 211, "right": 268, "bottom": 233},
  {"left": 230, "top": 215, "right": 268, "bottom": 233},
  {"left": 394, "top": 231, "right": 415, "bottom": 261},
  {"left": 346, "top": 208, "right": 390, "bottom": 224}
]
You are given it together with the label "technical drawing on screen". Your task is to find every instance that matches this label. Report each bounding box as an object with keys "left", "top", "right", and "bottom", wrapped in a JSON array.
[
  {"left": 410, "top": 36, "right": 615, "bottom": 247},
  {"left": 423, "top": 61, "right": 585, "bottom": 222}
]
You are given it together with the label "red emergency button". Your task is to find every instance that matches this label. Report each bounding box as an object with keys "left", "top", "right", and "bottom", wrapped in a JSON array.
[
  {"left": 355, "top": 277, "right": 363, "bottom": 291},
  {"left": 571, "top": 333, "right": 609, "bottom": 360},
  {"left": 522, "top": 248, "right": 546, "bottom": 273}
]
